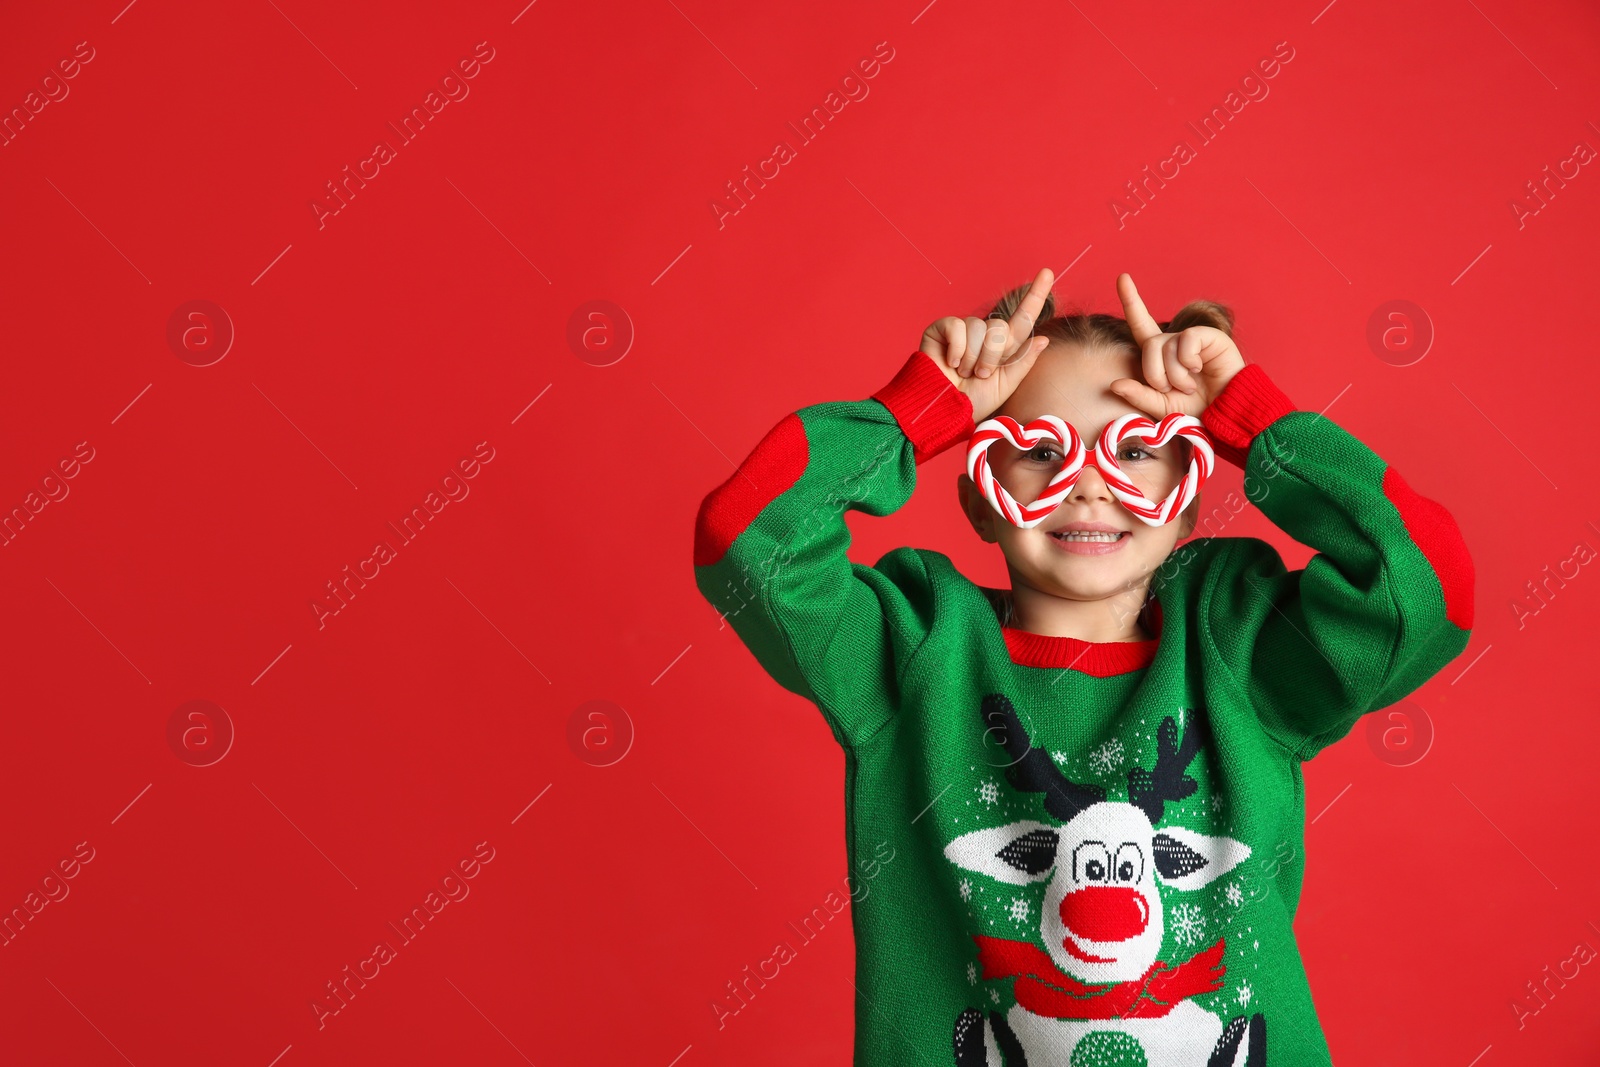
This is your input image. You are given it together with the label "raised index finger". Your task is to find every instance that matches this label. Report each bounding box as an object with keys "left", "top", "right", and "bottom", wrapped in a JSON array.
[
  {"left": 1116, "top": 272, "right": 1164, "bottom": 344},
  {"left": 1002, "top": 266, "right": 1055, "bottom": 343}
]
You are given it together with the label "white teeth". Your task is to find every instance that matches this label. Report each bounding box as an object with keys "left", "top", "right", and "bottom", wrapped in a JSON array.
[{"left": 1052, "top": 531, "right": 1123, "bottom": 542}]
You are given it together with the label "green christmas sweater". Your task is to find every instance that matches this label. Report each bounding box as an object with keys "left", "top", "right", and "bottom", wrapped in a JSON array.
[{"left": 691, "top": 350, "right": 1475, "bottom": 1067}]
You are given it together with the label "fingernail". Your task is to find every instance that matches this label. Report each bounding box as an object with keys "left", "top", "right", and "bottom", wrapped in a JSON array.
[{"left": 977, "top": 366, "right": 991, "bottom": 378}]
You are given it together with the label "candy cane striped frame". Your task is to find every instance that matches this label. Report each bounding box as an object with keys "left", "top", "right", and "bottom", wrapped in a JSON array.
[{"left": 965, "top": 412, "right": 1215, "bottom": 528}]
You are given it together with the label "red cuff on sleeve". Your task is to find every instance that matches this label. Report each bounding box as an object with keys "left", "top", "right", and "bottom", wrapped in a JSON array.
[
  {"left": 1199, "top": 362, "right": 1297, "bottom": 469},
  {"left": 871, "top": 351, "right": 976, "bottom": 465}
]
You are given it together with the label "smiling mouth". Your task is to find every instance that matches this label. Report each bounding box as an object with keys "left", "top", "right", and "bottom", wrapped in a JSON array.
[
  {"left": 1046, "top": 528, "right": 1132, "bottom": 557},
  {"left": 1061, "top": 937, "right": 1117, "bottom": 964},
  {"left": 1048, "top": 530, "right": 1128, "bottom": 543}
]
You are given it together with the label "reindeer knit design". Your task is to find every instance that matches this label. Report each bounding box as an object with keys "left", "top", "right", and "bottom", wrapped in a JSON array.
[{"left": 692, "top": 351, "right": 1475, "bottom": 1067}]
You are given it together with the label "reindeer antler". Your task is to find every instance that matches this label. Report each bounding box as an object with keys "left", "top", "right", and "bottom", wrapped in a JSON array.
[
  {"left": 980, "top": 693, "right": 1105, "bottom": 823},
  {"left": 1126, "top": 710, "right": 1202, "bottom": 824}
]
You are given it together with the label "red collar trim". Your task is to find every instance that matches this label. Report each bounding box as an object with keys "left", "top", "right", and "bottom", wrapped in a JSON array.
[{"left": 1001, "top": 601, "right": 1162, "bottom": 676}]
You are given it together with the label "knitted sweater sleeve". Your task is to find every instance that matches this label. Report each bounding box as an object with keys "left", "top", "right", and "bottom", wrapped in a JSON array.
[
  {"left": 691, "top": 351, "right": 976, "bottom": 748},
  {"left": 1197, "top": 363, "right": 1476, "bottom": 762}
]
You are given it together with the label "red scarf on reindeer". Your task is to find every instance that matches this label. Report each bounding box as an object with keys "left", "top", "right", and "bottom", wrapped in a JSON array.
[{"left": 971, "top": 935, "right": 1226, "bottom": 1019}]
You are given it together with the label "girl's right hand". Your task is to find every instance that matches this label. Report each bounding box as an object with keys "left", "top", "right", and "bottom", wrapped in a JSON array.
[{"left": 919, "top": 266, "right": 1054, "bottom": 423}]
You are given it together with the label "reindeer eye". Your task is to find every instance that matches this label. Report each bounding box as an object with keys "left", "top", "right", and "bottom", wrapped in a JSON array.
[
  {"left": 1072, "top": 841, "right": 1112, "bottom": 884},
  {"left": 1114, "top": 843, "right": 1144, "bottom": 884}
]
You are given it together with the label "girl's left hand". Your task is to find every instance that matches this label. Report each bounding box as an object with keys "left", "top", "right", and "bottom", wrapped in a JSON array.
[{"left": 1109, "top": 272, "right": 1245, "bottom": 420}]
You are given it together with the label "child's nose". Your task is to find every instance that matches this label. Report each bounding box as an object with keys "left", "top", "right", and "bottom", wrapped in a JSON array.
[{"left": 1072, "top": 463, "right": 1114, "bottom": 501}]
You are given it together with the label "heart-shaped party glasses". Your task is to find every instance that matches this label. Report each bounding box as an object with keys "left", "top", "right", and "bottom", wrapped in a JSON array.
[{"left": 965, "top": 412, "right": 1215, "bottom": 529}]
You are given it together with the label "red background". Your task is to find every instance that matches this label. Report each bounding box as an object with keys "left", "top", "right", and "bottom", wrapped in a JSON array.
[{"left": 1, "top": 0, "right": 1596, "bottom": 1063}]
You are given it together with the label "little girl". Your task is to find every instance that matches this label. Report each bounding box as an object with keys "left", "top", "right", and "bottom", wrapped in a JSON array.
[{"left": 691, "top": 268, "right": 1474, "bottom": 1066}]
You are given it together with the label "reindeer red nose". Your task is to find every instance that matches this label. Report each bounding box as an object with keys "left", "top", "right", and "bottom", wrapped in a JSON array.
[{"left": 1060, "top": 887, "right": 1149, "bottom": 942}]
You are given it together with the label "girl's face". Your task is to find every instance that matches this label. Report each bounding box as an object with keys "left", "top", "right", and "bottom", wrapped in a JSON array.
[{"left": 957, "top": 342, "right": 1199, "bottom": 608}]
